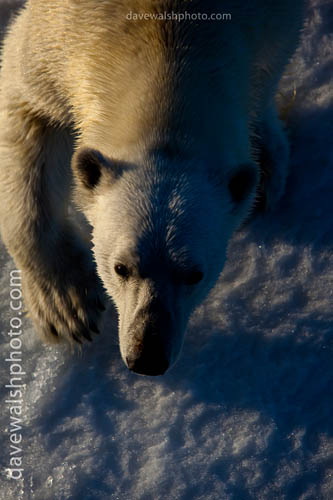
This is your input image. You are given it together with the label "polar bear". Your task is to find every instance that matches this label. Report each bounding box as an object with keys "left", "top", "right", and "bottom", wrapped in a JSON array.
[{"left": 0, "top": 1, "right": 305, "bottom": 375}]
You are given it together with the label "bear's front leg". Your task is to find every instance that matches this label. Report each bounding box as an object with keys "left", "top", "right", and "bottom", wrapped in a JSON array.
[
  {"left": 21, "top": 231, "right": 105, "bottom": 344},
  {"left": 0, "top": 104, "right": 105, "bottom": 344}
]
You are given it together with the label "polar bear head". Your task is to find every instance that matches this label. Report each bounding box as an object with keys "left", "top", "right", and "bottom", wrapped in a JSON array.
[{"left": 73, "top": 147, "right": 258, "bottom": 375}]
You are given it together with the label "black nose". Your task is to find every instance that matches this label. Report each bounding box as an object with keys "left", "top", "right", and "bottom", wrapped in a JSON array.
[{"left": 126, "top": 347, "right": 169, "bottom": 376}]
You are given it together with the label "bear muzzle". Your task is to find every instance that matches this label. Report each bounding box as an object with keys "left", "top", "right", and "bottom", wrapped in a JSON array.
[
  {"left": 125, "top": 342, "right": 170, "bottom": 376},
  {"left": 123, "top": 300, "right": 176, "bottom": 376}
]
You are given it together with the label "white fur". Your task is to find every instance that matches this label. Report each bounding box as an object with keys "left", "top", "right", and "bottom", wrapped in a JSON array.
[{"left": 0, "top": 1, "right": 305, "bottom": 374}]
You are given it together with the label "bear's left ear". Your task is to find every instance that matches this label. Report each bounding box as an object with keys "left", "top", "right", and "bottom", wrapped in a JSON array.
[{"left": 72, "top": 147, "right": 117, "bottom": 190}]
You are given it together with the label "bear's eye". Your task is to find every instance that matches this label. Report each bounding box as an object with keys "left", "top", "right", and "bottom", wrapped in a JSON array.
[
  {"left": 228, "top": 164, "right": 257, "bottom": 203},
  {"left": 182, "top": 270, "right": 204, "bottom": 286},
  {"left": 114, "top": 263, "right": 130, "bottom": 279}
]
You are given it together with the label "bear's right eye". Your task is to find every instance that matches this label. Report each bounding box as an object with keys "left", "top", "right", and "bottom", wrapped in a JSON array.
[{"left": 114, "top": 263, "right": 130, "bottom": 279}]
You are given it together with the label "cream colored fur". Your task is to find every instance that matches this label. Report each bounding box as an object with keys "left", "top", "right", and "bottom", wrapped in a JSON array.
[{"left": 0, "top": 1, "right": 305, "bottom": 374}]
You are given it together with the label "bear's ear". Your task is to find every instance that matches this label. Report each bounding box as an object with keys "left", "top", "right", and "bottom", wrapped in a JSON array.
[
  {"left": 72, "top": 147, "right": 114, "bottom": 190},
  {"left": 228, "top": 163, "right": 258, "bottom": 203}
]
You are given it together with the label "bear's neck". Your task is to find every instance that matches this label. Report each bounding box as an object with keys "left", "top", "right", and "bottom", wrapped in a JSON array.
[{"left": 72, "top": 26, "right": 252, "bottom": 166}]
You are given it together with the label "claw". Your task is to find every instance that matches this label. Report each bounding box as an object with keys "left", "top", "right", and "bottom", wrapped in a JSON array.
[
  {"left": 72, "top": 333, "right": 83, "bottom": 344},
  {"left": 50, "top": 324, "right": 59, "bottom": 337},
  {"left": 81, "top": 328, "right": 93, "bottom": 342}
]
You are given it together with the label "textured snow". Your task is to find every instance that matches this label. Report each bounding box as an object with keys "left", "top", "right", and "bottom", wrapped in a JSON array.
[{"left": 0, "top": 1, "right": 332, "bottom": 499}]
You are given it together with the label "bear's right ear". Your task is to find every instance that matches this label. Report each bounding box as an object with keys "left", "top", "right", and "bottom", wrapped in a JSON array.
[{"left": 72, "top": 147, "right": 117, "bottom": 190}]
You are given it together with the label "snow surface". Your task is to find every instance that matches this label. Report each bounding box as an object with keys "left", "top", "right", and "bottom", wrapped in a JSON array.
[{"left": 0, "top": 1, "right": 332, "bottom": 499}]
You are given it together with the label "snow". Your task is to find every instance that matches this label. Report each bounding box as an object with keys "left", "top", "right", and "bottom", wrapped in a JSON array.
[{"left": 0, "top": 1, "right": 332, "bottom": 499}]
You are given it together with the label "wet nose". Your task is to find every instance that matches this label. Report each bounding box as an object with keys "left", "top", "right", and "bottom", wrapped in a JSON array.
[
  {"left": 126, "top": 343, "right": 169, "bottom": 376},
  {"left": 125, "top": 300, "right": 172, "bottom": 375}
]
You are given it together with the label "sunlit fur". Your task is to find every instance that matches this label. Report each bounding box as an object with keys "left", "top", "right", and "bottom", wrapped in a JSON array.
[{"left": 0, "top": 1, "right": 305, "bottom": 371}]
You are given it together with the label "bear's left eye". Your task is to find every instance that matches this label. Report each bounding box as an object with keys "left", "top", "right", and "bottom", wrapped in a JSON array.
[
  {"left": 114, "top": 263, "right": 130, "bottom": 279},
  {"left": 182, "top": 270, "right": 204, "bottom": 286}
]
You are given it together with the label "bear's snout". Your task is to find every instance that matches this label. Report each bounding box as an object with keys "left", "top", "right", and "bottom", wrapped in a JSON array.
[
  {"left": 125, "top": 341, "right": 169, "bottom": 376},
  {"left": 123, "top": 300, "right": 174, "bottom": 376}
]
